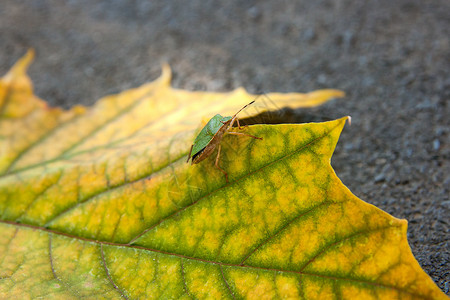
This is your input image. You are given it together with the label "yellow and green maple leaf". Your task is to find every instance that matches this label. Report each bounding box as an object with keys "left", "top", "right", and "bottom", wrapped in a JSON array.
[{"left": 0, "top": 51, "right": 446, "bottom": 299}]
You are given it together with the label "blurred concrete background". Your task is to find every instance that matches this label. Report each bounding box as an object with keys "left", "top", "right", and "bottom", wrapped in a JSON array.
[{"left": 1, "top": 0, "right": 449, "bottom": 294}]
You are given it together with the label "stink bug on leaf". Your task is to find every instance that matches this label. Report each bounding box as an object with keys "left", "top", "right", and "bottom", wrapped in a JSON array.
[{"left": 187, "top": 101, "right": 262, "bottom": 182}]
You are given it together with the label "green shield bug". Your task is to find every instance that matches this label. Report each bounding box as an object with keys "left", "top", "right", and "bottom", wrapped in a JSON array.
[{"left": 187, "top": 100, "right": 262, "bottom": 182}]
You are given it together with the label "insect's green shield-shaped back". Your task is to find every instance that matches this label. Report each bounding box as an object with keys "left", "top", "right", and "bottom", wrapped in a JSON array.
[{"left": 191, "top": 114, "right": 232, "bottom": 157}]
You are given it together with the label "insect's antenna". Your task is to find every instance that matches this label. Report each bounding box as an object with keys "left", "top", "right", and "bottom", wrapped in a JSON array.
[
  {"left": 236, "top": 92, "right": 283, "bottom": 126},
  {"left": 232, "top": 100, "right": 256, "bottom": 118},
  {"left": 245, "top": 94, "right": 264, "bottom": 118}
]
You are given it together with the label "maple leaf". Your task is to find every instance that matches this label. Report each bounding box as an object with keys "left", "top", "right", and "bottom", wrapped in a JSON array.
[{"left": 0, "top": 51, "right": 446, "bottom": 299}]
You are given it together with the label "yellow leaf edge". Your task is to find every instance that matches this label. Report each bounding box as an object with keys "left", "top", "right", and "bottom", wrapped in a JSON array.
[
  {"left": 1, "top": 50, "right": 344, "bottom": 116},
  {"left": 327, "top": 122, "right": 447, "bottom": 299}
]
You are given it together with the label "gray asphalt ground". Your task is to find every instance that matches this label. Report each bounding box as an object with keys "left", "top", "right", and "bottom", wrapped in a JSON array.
[{"left": 1, "top": 0, "right": 449, "bottom": 295}]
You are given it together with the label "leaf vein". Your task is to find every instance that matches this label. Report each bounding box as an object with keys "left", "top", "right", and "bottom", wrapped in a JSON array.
[
  {"left": 15, "top": 170, "right": 64, "bottom": 222},
  {"left": 220, "top": 265, "right": 235, "bottom": 299},
  {"left": 48, "top": 235, "right": 59, "bottom": 281},
  {"left": 44, "top": 153, "right": 187, "bottom": 227},
  {"left": 180, "top": 259, "right": 193, "bottom": 299},
  {"left": 100, "top": 243, "right": 129, "bottom": 300},
  {"left": 0, "top": 228, "right": 18, "bottom": 269},
  {"left": 239, "top": 201, "right": 334, "bottom": 265},
  {"left": 47, "top": 234, "right": 79, "bottom": 297},
  {"left": 1, "top": 92, "right": 150, "bottom": 178},
  {"left": 299, "top": 224, "right": 397, "bottom": 271},
  {"left": 3, "top": 113, "right": 84, "bottom": 175}
]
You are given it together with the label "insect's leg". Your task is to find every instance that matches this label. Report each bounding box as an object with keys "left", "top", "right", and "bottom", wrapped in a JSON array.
[
  {"left": 186, "top": 144, "right": 193, "bottom": 163},
  {"left": 235, "top": 117, "right": 248, "bottom": 130},
  {"left": 228, "top": 116, "right": 246, "bottom": 131},
  {"left": 228, "top": 116, "right": 236, "bottom": 129},
  {"left": 215, "top": 144, "right": 229, "bottom": 183},
  {"left": 227, "top": 131, "right": 263, "bottom": 140},
  {"left": 236, "top": 118, "right": 241, "bottom": 129}
]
